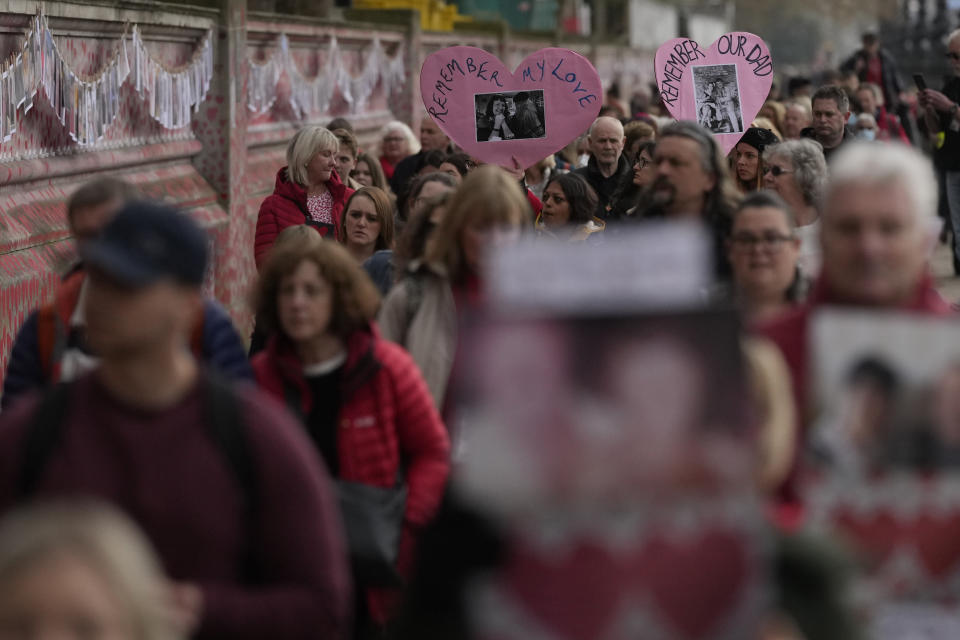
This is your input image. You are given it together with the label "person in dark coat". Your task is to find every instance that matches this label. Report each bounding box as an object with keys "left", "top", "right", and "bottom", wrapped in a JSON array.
[
  {"left": 0, "top": 202, "right": 352, "bottom": 639},
  {"left": 254, "top": 126, "right": 354, "bottom": 269},
  {"left": 3, "top": 179, "right": 251, "bottom": 411},
  {"left": 573, "top": 116, "right": 632, "bottom": 219}
]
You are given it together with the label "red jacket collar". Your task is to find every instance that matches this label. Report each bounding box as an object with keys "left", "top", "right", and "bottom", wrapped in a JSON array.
[
  {"left": 265, "top": 322, "right": 383, "bottom": 392},
  {"left": 273, "top": 167, "right": 348, "bottom": 206},
  {"left": 806, "top": 271, "right": 952, "bottom": 315}
]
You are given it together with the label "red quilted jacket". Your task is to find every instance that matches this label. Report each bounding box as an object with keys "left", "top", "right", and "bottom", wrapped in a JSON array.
[
  {"left": 254, "top": 167, "right": 354, "bottom": 269},
  {"left": 251, "top": 323, "right": 450, "bottom": 623}
]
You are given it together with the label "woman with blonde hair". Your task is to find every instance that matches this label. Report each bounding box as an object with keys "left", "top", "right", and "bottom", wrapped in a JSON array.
[
  {"left": 251, "top": 239, "right": 449, "bottom": 634},
  {"left": 254, "top": 126, "right": 354, "bottom": 268},
  {"left": 379, "top": 166, "right": 531, "bottom": 408},
  {"left": 378, "top": 121, "right": 420, "bottom": 181},
  {"left": 340, "top": 186, "right": 395, "bottom": 264},
  {"left": 0, "top": 501, "right": 184, "bottom": 640}
]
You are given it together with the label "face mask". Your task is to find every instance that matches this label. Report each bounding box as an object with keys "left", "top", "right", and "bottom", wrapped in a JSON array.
[{"left": 856, "top": 129, "right": 876, "bottom": 141}]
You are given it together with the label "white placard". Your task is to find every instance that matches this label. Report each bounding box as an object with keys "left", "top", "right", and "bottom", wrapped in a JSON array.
[{"left": 485, "top": 221, "right": 713, "bottom": 315}]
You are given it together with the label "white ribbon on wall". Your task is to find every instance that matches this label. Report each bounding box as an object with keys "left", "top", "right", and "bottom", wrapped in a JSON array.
[
  {"left": 0, "top": 11, "right": 213, "bottom": 147},
  {"left": 246, "top": 34, "right": 406, "bottom": 118}
]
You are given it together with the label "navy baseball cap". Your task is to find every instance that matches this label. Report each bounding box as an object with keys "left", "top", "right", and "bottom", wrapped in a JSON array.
[{"left": 80, "top": 200, "right": 209, "bottom": 288}]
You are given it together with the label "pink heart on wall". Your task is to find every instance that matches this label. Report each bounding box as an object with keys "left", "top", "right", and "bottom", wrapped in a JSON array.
[
  {"left": 654, "top": 32, "right": 774, "bottom": 155},
  {"left": 420, "top": 47, "right": 602, "bottom": 169}
]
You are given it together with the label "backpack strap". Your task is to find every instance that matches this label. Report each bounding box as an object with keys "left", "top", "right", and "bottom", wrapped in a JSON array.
[
  {"left": 404, "top": 273, "right": 425, "bottom": 345},
  {"left": 189, "top": 308, "right": 205, "bottom": 359},
  {"left": 18, "top": 383, "right": 72, "bottom": 500},
  {"left": 35, "top": 305, "right": 67, "bottom": 383},
  {"left": 204, "top": 373, "right": 260, "bottom": 582}
]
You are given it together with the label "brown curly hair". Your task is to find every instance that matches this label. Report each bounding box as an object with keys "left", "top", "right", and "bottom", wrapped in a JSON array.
[{"left": 253, "top": 237, "right": 381, "bottom": 339}]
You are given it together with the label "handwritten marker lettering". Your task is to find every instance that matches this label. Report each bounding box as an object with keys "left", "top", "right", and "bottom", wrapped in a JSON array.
[{"left": 420, "top": 46, "right": 602, "bottom": 167}]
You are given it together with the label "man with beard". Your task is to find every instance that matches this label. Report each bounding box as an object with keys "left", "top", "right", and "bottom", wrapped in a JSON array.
[
  {"left": 801, "top": 85, "right": 853, "bottom": 161},
  {"left": 642, "top": 121, "right": 741, "bottom": 276}
]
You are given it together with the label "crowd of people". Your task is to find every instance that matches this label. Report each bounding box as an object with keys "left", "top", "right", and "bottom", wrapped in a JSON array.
[{"left": 1, "top": 25, "right": 960, "bottom": 640}]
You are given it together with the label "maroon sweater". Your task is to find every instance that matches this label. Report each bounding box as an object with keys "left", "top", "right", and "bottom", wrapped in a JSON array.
[{"left": 0, "top": 372, "right": 351, "bottom": 640}]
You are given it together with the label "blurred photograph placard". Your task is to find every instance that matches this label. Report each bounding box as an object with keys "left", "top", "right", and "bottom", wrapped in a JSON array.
[
  {"left": 485, "top": 221, "right": 712, "bottom": 315},
  {"left": 451, "top": 308, "right": 768, "bottom": 639},
  {"left": 806, "top": 310, "right": 960, "bottom": 632}
]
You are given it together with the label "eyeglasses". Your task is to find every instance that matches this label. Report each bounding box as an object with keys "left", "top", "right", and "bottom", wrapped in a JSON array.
[
  {"left": 762, "top": 165, "right": 794, "bottom": 177},
  {"left": 731, "top": 232, "right": 794, "bottom": 251},
  {"left": 634, "top": 157, "right": 650, "bottom": 170},
  {"left": 383, "top": 136, "right": 405, "bottom": 143},
  {"left": 946, "top": 53, "right": 960, "bottom": 61}
]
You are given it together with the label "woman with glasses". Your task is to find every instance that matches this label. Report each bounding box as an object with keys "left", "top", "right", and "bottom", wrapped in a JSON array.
[
  {"left": 725, "top": 191, "right": 807, "bottom": 322},
  {"left": 536, "top": 173, "right": 605, "bottom": 243},
  {"left": 762, "top": 139, "right": 828, "bottom": 276},
  {"left": 378, "top": 121, "right": 420, "bottom": 181}
]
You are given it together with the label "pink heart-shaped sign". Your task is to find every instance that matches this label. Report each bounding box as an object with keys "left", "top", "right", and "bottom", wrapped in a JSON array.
[
  {"left": 655, "top": 32, "right": 773, "bottom": 155},
  {"left": 420, "top": 47, "right": 602, "bottom": 169}
]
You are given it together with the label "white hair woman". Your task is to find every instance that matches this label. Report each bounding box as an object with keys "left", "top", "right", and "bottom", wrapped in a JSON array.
[
  {"left": 378, "top": 121, "right": 420, "bottom": 182},
  {"left": 0, "top": 501, "right": 184, "bottom": 640},
  {"left": 254, "top": 126, "right": 355, "bottom": 269},
  {"left": 763, "top": 139, "right": 828, "bottom": 276}
]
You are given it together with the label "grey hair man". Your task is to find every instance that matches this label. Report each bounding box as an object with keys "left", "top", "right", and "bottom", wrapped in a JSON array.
[{"left": 573, "top": 116, "right": 630, "bottom": 218}]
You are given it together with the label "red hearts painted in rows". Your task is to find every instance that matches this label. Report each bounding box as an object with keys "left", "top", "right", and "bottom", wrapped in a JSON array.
[
  {"left": 420, "top": 46, "right": 602, "bottom": 169},
  {"left": 655, "top": 32, "right": 774, "bottom": 155},
  {"left": 493, "top": 527, "right": 759, "bottom": 639}
]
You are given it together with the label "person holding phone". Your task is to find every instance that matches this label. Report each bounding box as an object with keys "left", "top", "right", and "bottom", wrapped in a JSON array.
[{"left": 919, "top": 28, "right": 960, "bottom": 274}]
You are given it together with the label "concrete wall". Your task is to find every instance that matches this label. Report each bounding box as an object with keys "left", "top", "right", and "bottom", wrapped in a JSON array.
[{"left": 0, "top": 2, "right": 650, "bottom": 386}]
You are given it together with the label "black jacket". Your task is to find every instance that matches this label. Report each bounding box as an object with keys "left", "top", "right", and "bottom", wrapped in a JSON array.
[
  {"left": 841, "top": 48, "right": 903, "bottom": 110},
  {"left": 573, "top": 154, "right": 632, "bottom": 220},
  {"left": 800, "top": 126, "right": 855, "bottom": 162}
]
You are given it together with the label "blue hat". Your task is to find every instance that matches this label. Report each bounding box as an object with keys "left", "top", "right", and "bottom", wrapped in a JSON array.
[{"left": 81, "top": 201, "right": 208, "bottom": 288}]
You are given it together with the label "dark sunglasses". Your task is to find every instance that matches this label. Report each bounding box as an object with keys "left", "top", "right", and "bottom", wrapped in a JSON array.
[
  {"left": 763, "top": 165, "right": 794, "bottom": 177},
  {"left": 947, "top": 53, "right": 960, "bottom": 61}
]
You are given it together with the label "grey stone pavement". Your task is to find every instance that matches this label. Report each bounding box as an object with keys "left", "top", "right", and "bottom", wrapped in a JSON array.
[{"left": 934, "top": 241, "right": 960, "bottom": 305}]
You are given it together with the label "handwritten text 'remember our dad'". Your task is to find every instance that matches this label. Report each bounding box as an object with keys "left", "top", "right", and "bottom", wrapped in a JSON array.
[
  {"left": 659, "top": 35, "right": 773, "bottom": 108},
  {"left": 427, "top": 54, "right": 598, "bottom": 123}
]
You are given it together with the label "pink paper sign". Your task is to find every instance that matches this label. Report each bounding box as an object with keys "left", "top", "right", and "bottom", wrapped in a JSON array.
[
  {"left": 655, "top": 32, "right": 773, "bottom": 155},
  {"left": 420, "top": 47, "right": 602, "bottom": 169}
]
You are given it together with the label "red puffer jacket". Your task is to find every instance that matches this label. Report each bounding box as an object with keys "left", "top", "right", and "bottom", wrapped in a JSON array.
[
  {"left": 251, "top": 323, "right": 450, "bottom": 624},
  {"left": 254, "top": 167, "right": 354, "bottom": 269}
]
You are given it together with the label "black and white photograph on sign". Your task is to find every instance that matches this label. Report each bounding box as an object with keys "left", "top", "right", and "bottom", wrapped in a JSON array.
[
  {"left": 810, "top": 311, "right": 960, "bottom": 476},
  {"left": 475, "top": 91, "right": 546, "bottom": 143},
  {"left": 692, "top": 64, "right": 744, "bottom": 134}
]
